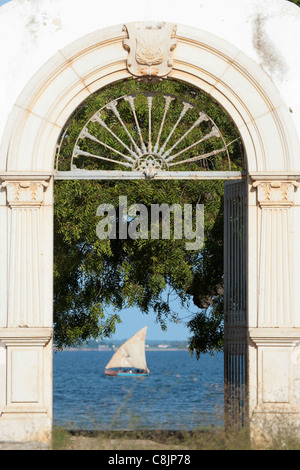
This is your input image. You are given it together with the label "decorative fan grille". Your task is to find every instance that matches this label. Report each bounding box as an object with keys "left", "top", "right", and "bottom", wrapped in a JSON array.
[{"left": 56, "top": 91, "right": 240, "bottom": 179}]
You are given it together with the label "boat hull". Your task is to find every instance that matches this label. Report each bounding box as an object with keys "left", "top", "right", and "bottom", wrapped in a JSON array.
[
  {"left": 105, "top": 369, "right": 149, "bottom": 377},
  {"left": 105, "top": 369, "right": 118, "bottom": 376},
  {"left": 117, "top": 372, "right": 149, "bottom": 377}
]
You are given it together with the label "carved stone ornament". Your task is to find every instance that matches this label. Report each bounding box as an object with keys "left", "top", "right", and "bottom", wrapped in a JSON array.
[
  {"left": 2, "top": 181, "right": 49, "bottom": 206},
  {"left": 123, "top": 22, "right": 177, "bottom": 80},
  {"left": 253, "top": 181, "right": 299, "bottom": 206}
]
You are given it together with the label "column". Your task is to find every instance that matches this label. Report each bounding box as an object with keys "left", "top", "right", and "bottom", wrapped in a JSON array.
[
  {"left": 0, "top": 177, "right": 53, "bottom": 443},
  {"left": 249, "top": 180, "right": 300, "bottom": 431}
]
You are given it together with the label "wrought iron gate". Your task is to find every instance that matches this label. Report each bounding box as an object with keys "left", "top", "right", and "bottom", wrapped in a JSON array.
[
  {"left": 54, "top": 90, "right": 242, "bottom": 181},
  {"left": 224, "top": 180, "right": 248, "bottom": 427}
]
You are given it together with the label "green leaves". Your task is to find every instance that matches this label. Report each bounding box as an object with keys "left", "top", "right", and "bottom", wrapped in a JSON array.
[
  {"left": 187, "top": 301, "right": 224, "bottom": 358},
  {"left": 54, "top": 178, "right": 225, "bottom": 352},
  {"left": 54, "top": 78, "right": 242, "bottom": 354}
]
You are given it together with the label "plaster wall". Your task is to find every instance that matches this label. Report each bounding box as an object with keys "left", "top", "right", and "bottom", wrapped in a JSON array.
[
  {"left": 0, "top": 0, "right": 300, "bottom": 157},
  {"left": 0, "top": 0, "right": 300, "bottom": 442}
]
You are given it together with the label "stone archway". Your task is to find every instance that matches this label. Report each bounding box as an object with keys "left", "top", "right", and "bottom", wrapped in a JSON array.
[{"left": 0, "top": 17, "right": 300, "bottom": 442}]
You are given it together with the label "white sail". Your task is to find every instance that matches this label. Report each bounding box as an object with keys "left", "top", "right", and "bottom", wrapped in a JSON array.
[{"left": 105, "top": 326, "right": 148, "bottom": 370}]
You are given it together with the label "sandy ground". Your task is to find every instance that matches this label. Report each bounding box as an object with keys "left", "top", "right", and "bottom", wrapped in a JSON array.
[
  {"left": 0, "top": 430, "right": 196, "bottom": 451},
  {"left": 0, "top": 441, "right": 50, "bottom": 450},
  {"left": 0, "top": 438, "right": 180, "bottom": 451},
  {"left": 65, "top": 436, "right": 186, "bottom": 450},
  {"left": 59, "top": 430, "right": 194, "bottom": 451}
]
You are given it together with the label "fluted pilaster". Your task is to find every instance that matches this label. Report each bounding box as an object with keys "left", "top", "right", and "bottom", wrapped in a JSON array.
[
  {"left": 2, "top": 181, "right": 49, "bottom": 328},
  {"left": 0, "top": 178, "right": 53, "bottom": 439},
  {"left": 254, "top": 181, "right": 298, "bottom": 327}
]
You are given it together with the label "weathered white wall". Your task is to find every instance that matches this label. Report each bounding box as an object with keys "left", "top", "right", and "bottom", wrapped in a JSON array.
[
  {"left": 0, "top": 0, "right": 300, "bottom": 148},
  {"left": 0, "top": 0, "right": 300, "bottom": 442}
]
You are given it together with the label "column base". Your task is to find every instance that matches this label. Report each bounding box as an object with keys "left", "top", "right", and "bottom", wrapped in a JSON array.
[
  {"left": 0, "top": 328, "right": 53, "bottom": 443},
  {"left": 0, "top": 413, "right": 52, "bottom": 443},
  {"left": 248, "top": 327, "right": 300, "bottom": 441}
]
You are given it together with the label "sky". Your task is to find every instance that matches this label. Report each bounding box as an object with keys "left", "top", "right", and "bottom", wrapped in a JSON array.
[{"left": 108, "top": 297, "right": 197, "bottom": 342}]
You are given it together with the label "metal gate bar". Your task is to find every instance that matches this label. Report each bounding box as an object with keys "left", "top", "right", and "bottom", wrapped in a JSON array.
[
  {"left": 224, "top": 180, "right": 248, "bottom": 428},
  {"left": 54, "top": 170, "right": 244, "bottom": 180}
]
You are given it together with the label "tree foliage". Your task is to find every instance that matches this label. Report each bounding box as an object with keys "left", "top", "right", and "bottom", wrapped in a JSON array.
[
  {"left": 288, "top": 0, "right": 300, "bottom": 7},
  {"left": 54, "top": 79, "right": 243, "bottom": 355}
]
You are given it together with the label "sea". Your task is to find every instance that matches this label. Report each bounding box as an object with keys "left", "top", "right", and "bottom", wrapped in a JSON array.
[{"left": 53, "top": 350, "right": 224, "bottom": 431}]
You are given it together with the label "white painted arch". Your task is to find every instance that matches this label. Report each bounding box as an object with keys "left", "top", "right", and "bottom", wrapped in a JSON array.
[
  {"left": 0, "top": 22, "right": 299, "bottom": 175},
  {"left": 1, "top": 0, "right": 300, "bottom": 443}
]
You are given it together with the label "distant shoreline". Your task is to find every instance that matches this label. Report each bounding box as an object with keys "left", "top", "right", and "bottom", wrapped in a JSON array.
[{"left": 59, "top": 348, "right": 189, "bottom": 352}]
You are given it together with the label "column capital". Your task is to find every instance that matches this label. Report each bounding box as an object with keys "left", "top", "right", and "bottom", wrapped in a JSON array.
[
  {"left": 252, "top": 180, "right": 299, "bottom": 206},
  {"left": 1, "top": 180, "right": 49, "bottom": 206}
]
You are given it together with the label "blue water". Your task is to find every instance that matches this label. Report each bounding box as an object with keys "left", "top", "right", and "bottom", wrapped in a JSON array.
[{"left": 53, "top": 350, "right": 224, "bottom": 430}]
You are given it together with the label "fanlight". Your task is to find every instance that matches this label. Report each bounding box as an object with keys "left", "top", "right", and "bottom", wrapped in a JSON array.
[{"left": 56, "top": 91, "right": 239, "bottom": 179}]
